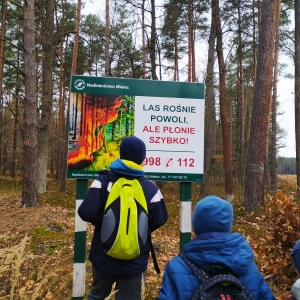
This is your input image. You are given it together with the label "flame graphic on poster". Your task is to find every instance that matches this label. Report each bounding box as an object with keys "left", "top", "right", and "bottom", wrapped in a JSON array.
[{"left": 68, "top": 93, "right": 135, "bottom": 171}]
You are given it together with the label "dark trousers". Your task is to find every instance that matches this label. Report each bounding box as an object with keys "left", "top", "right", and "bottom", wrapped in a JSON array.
[{"left": 88, "top": 265, "right": 145, "bottom": 300}]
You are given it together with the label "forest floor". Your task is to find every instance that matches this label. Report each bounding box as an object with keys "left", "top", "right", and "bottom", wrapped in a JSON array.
[{"left": 0, "top": 174, "right": 298, "bottom": 299}]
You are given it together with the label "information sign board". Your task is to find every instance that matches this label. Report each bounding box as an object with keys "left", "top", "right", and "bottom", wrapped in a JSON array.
[{"left": 68, "top": 76, "right": 205, "bottom": 182}]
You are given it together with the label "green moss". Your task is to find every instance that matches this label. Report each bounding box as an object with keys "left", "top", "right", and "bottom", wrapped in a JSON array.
[
  {"left": 0, "top": 176, "right": 22, "bottom": 193},
  {"left": 30, "top": 226, "right": 68, "bottom": 255}
]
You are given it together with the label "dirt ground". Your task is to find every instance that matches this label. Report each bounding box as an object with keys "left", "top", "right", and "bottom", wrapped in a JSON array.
[
  {"left": 277, "top": 174, "right": 297, "bottom": 185},
  {"left": 0, "top": 184, "right": 177, "bottom": 299},
  {"left": 0, "top": 175, "right": 298, "bottom": 299},
  {"left": 0, "top": 191, "right": 77, "bottom": 299},
  {"left": 0, "top": 195, "right": 73, "bottom": 240}
]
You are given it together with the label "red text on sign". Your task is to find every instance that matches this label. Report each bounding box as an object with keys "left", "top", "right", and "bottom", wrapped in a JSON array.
[
  {"left": 144, "top": 157, "right": 195, "bottom": 167},
  {"left": 178, "top": 158, "right": 194, "bottom": 167},
  {"left": 145, "top": 157, "right": 161, "bottom": 166},
  {"left": 163, "top": 126, "right": 195, "bottom": 134},
  {"left": 143, "top": 126, "right": 160, "bottom": 133},
  {"left": 149, "top": 137, "right": 188, "bottom": 144}
]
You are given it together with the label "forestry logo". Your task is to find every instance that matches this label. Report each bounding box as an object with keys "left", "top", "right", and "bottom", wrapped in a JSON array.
[{"left": 74, "top": 79, "right": 86, "bottom": 90}]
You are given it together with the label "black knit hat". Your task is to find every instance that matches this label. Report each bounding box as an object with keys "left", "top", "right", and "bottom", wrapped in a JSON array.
[{"left": 120, "top": 136, "right": 146, "bottom": 165}]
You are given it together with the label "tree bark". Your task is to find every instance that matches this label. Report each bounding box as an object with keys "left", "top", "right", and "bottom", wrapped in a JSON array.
[
  {"left": 237, "top": 0, "right": 245, "bottom": 185},
  {"left": 188, "top": 0, "right": 192, "bottom": 82},
  {"left": 252, "top": 0, "right": 257, "bottom": 86},
  {"left": 150, "top": 0, "right": 157, "bottom": 80},
  {"left": 215, "top": 0, "right": 233, "bottom": 200},
  {"left": 201, "top": 0, "right": 216, "bottom": 196},
  {"left": 71, "top": 0, "right": 81, "bottom": 75},
  {"left": 0, "top": 0, "right": 7, "bottom": 173},
  {"left": 142, "top": 0, "right": 146, "bottom": 78},
  {"left": 105, "top": 0, "right": 110, "bottom": 76},
  {"left": 38, "top": 0, "right": 54, "bottom": 194},
  {"left": 244, "top": 0, "right": 277, "bottom": 212},
  {"left": 11, "top": 70, "right": 20, "bottom": 178},
  {"left": 270, "top": 0, "right": 281, "bottom": 191},
  {"left": 22, "top": 0, "right": 39, "bottom": 207},
  {"left": 56, "top": 0, "right": 65, "bottom": 183},
  {"left": 295, "top": 0, "right": 300, "bottom": 195},
  {"left": 61, "top": 0, "right": 81, "bottom": 191}
]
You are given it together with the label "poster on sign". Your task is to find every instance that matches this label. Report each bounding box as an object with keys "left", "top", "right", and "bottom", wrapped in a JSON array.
[{"left": 67, "top": 76, "right": 205, "bottom": 182}]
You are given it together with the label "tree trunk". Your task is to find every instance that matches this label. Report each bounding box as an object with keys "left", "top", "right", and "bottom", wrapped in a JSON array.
[
  {"left": 244, "top": 0, "right": 277, "bottom": 212},
  {"left": 22, "top": 0, "right": 39, "bottom": 207},
  {"left": 215, "top": 0, "right": 233, "bottom": 200},
  {"left": 270, "top": 0, "right": 281, "bottom": 191},
  {"left": 60, "top": 0, "right": 81, "bottom": 191},
  {"left": 150, "top": 0, "right": 157, "bottom": 80},
  {"left": 174, "top": 33, "right": 178, "bottom": 81},
  {"left": 38, "top": 0, "right": 54, "bottom": 194},
  {"left": 192, "top": 27, "right": 196, "bottom": 82},
  {"left": 11, "top": 72, "right": 20, "bottom": 178},
  {"left": 237, "top": 0, "right": 245, "bottom": 185},
  {"left": 56, "top": 0, "right": 65, "bottom": 182},
  {"left": 142, "top": 0, "right": 146, "bottom": 78},
  {"left": 264, "top": 142, "right": 269, "bottom": 186},
  {"left": 201, "top": 0, "right": 216, "bottom": 196},
  {"left": 187, "top": 0, "right": 192, "bottom": 82},
  {"left": 71, "top": 0, "right": 81, "bottom": 75},
  {"left": 252, "top": 0, "right": 257, "bottom": 86},
  {"left": 105, "top": 0, "right": 110, "bottom": 76},
  {"left": 0, "top": 0, "right": 6, "bottom": 173},
  {"left": 295, "top": 0, "right": 300, "bottom": 195},
  {"left": 61, "top": 0, "right": 81, "bottom": 191}
]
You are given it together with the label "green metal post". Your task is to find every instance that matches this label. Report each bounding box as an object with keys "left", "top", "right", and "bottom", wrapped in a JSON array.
[{"left": 179, "top": 182, "right": 192, "bottom": 252}]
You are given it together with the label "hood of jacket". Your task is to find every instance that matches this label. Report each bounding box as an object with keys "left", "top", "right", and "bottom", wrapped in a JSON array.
[
  {"left": 109, "top": 158, "right": 145, "bottom": 177},
  {"left": 183, "top": 232, "right": 254, "bottom": 277}
]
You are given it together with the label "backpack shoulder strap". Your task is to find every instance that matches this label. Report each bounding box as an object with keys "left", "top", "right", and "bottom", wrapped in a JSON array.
[
  {"left": 179, "top": 253, "right": 209, "bottom": 282},
  {"left": 95, "top": 170, "right": 109, "bottom": 201},
  {"left": 180, "top": 254, "right": 255, "bottom": 300},
  {"left": 149, "top": 234, "right": 160, "bottom": 274}
]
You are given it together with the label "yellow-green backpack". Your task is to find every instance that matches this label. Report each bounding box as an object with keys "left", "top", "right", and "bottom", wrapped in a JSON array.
[{"left": 101, "top": 177, "right": 148, "bottom": 260}]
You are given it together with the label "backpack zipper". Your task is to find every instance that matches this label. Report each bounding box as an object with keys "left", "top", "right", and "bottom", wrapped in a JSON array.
[{"left": 126, "top": 208, "right": 130, "bottom": 234}]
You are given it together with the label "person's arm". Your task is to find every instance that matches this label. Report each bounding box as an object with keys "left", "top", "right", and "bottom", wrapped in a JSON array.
[
  {"left": 156, "top": 255, "right": 198, "bottom": 300},
  {"left": 156, "top": 263, "right": 175, "bottom": 300},
  {"left": 147, "top": 185, "right": 168, "bottom": 232},
  {"left": 240, "top": 262, "right": 276, "bottom": 300},
  {"left": 78, "top": 175, "right": 106, "bottom": 227}
]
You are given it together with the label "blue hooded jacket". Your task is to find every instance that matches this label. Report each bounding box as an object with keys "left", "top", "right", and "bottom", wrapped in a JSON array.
[
  {"left": 156, "top": 231, "right": 276, "bottom": 300},
  {"left": 78, "top": 159, "right": 168, "bottom": 276}
]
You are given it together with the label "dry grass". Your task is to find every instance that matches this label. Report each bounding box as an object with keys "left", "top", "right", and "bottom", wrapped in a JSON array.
[{"left": 0, "top": 175, "right": 298, "bottom": 299}]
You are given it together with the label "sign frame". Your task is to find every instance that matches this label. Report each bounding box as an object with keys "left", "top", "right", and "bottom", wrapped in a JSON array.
[{"left": 68, "top": 76, "right": 205, "bottom": 182}]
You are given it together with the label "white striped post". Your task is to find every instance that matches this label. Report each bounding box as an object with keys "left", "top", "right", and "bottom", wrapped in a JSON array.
[
  {"left": 179, "top": 182, "right": 192, "bottom": 251},
  {"left": 72, "top": 179, "right": 88, "bottom": 300}
]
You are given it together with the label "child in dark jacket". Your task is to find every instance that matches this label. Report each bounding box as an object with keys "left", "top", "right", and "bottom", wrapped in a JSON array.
[
  {"left": 287, "top": 240, "right": 300, "bottom": 300},
  {"left": 156, "top": 196, "right": 276, "bottom": 300},
  {"left": 78, "top": 136, "right": 168, "bottom": 300}
]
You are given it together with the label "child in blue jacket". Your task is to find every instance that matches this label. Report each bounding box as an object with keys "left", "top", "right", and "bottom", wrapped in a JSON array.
[{"left": 156, "top": 196, "right": 276, "bottom": 300}]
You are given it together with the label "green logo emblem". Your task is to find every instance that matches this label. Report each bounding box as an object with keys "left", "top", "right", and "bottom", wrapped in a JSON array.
[{"left": 74, "top": 79, "right": 86, "bottom": 90}]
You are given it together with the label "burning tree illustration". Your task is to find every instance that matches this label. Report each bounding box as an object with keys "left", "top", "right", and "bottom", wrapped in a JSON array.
[{"left": 68, "top": 93, "right": 123, "bottom": 170}]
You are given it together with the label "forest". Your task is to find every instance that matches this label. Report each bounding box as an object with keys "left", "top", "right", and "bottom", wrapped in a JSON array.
[
  {"left": 1, "top": 0, "right": 300, "bottom": 299},
  {"left": 277, "top": 157, "right": 296, "bottom": 174},
  {"left": 0, "top": 0, "right": 298, "bottom": 208}
]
